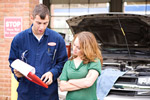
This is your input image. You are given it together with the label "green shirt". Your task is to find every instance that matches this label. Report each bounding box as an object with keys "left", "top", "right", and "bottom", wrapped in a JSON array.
[{"left": 60, "top": 59, "right": 101, "bottom": 100}]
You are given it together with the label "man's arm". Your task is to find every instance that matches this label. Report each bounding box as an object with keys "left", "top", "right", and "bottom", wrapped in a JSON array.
[{"left": 8, "top": 37, "right": 22, "bottom": 81}]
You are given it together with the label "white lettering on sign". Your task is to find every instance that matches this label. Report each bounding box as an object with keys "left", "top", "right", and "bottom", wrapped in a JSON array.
[
  {"left": 4, "top": 17, "right": 22, "bottom": 38},
  {"left": 6, "top": 21, "right": 21, "bottom": 27}
]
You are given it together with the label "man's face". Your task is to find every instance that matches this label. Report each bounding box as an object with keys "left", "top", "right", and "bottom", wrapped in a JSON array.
[{"left": 31, "top": 15, "right": 49, "bottom": 35}]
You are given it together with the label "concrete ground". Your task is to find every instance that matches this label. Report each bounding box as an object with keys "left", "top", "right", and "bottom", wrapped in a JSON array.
[{"left": 58, "top": 89, "right": 67, "bottom": 100}]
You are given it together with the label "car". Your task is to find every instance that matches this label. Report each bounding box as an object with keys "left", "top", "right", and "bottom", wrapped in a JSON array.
[{"left": 63, "top": 13, "right": 150, "bottom": 100}]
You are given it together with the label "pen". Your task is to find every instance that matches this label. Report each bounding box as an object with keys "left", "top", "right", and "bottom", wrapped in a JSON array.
[
  {"left": 48, "top": 48, "right": 50, "bottom": 53},
  {"left": 53, "top": 49, "right": 57, "bottom": 61}
]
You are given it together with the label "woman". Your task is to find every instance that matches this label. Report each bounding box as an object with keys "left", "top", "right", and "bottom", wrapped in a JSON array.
[{"left": 59, "top": 31, "right": 103, "bottom": 100}]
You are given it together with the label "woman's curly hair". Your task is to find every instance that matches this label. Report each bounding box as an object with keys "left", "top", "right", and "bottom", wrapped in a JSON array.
[{"left": 70, "top": 31, "right": 103, "bottom": 65}]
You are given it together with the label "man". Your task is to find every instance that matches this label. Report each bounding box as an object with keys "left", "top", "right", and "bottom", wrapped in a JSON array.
[{"left": 8, "top": 4, "right": 68, "bottom": 100}]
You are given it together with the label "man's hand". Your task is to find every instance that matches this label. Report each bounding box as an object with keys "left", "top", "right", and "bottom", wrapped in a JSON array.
[
  {"left": 41, "top": 72, "right": 53, "bottom": 85},
  {"left": 14, "top": 69, "right": 24, "bottom": 78}
]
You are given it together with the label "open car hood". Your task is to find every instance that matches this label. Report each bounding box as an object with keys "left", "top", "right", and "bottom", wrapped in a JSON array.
[
  {"left": 67, "top": 13, "right": 150, "bottom": 62},
  {"left": 67, "top": 13, "right": 150, "bottom": 48}
]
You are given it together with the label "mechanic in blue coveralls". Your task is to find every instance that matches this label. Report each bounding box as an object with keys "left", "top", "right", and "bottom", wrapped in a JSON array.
[{"left": 8, "top": 4, "right": 68, "bottom": 100}]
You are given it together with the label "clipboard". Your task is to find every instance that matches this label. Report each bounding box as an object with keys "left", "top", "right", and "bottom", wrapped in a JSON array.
[{"left": 11, "top": 59, "right": 48, "bottom": 88}]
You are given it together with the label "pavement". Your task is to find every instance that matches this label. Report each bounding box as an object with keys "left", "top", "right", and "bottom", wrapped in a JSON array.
[{"left": 58, "top": 89, "right": 67, "bottom": 100}]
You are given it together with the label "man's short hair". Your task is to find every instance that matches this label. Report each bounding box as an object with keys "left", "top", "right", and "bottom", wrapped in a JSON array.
[{"left": 32, "top": 4, "right": 50, "bottom": 19}]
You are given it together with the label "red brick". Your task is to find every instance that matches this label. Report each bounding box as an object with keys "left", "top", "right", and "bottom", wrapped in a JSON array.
[
  {"left": 0, "top": 4, "right": 5, "bottom": 8},
  {"left": 0, "top": 1, "right": 39, "bottom": 99},
  {"left": 8, "top": 0, "right": 20, "bottom": 3},
  {"left": 4, "top": 4, "right": 15, "bottom": 8},
  {"left": 0, "top": 0, "right": 9, "bottom": 3},
  {"left": 3, "top": 83, "right": 11, "bottom": 88}
]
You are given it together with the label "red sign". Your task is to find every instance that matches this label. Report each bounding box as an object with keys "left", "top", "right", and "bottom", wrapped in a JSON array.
[{"left": 4, "top": 17, "right": 22, "bottom": 38}]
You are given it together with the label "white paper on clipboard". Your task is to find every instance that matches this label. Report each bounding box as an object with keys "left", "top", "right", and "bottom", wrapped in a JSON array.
[{"left": 11, "top": 59, "right": 35, "bottom": 77}]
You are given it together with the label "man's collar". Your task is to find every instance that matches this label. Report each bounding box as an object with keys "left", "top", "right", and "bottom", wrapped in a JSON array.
[
  {"left": 44, "top": 28, "right": 49, "bottom": 36},
  {"left": 28, "top": 24, "right": 33, "bottom": 34},
  {"left": 28, "top": 24, "right": 48, "bottom": 36}
]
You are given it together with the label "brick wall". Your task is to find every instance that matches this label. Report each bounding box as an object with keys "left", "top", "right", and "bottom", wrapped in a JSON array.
[{"left": 0, "top": 0, "right": 39, "bottom": 100}]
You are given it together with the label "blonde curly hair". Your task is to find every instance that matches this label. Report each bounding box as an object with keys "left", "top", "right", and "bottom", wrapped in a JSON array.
[{"left": 71, "top": 31, "right": 103, "bottom": 65}]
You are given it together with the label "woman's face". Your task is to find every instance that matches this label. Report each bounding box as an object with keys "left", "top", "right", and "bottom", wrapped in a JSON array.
[{"left": 73, "top": 37, "right": 82, "bottom": 56}]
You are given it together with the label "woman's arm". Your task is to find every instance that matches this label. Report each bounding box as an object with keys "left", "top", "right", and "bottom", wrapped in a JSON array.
[
  {"left": 68, "top": 70, "right": 99, "bottom": 88},
  {"left": 59, "top": 80, "right": 81, "bottom": 92}
]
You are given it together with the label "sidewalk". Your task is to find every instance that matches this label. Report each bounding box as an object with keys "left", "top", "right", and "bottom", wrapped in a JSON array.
[{"left": 58, "top": 89, "right": 67, "bottom": 100}]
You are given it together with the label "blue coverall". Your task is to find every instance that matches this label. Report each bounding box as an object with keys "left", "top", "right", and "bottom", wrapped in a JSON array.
[{"left": 8, "top": 26, "right": 68, "bottom": 100}]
